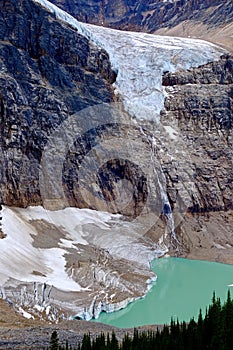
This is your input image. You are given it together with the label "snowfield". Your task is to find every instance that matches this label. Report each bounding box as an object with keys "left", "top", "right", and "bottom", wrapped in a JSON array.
[
  {"left": 1, "top": 206, "right": 90, "bottom": 291},
  {"left": 0, "top": 205, "right": 167, "bottom": 320},
  {"left": 0, "top": 206, "right": 163, "bottom": 290}
]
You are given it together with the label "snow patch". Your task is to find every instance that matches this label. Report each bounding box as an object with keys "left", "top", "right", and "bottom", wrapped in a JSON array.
[
  {"left": 0, "top": 205, "right": 166, "bottom": 301},
  {"left": 0, "top": 206, "right": 121, "bottom": 291},
  {"left": 18, "top": 307, "right": 34, "bottom": 320},
  {"left": 164, "top": 125, "right": 178, "bottom": 140}
]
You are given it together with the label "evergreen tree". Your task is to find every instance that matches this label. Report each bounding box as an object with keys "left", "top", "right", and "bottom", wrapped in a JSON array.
[
  {"left": 49, "top": 331, "right": 59, "bottom": 350},
  {"left": 48, "top": 291, "right": 233, "bottom": 350},
  {"left": 132, "top": 328, "right": 139, "bottom": 350},
  {"left": 159, "top": 325, "right": 170, "bottom": 350},
  {"left": 121, "top": 333, "right": 131, "bottom": 350},
  {"left": 196, "top": 309, "right": 204, "bottom": 349},
  {"left": 221, "top": 290, "right": 233, "bottom": 350},
  {"left": 110, "top": 331, "right": 119, "bottom": 350},
  {"left": 107, "top": 333, "right": 111, "bottom": 349},
  {"left": 81, "top": 334, "right": 91, "bottom": 350},
  {"left": 206, "top": 294, "right": 224, "bottom": 349},
  {"left": 93, "top": 332, "right": 106, "bottom": 350}
]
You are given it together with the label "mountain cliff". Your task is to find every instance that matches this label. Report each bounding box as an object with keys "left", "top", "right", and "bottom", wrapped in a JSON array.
[
  {"left": 0, "top": 0, "right": 116, "bottom": 207},
  {"left": 48, "top": 0, "right": 233, "bottom": 52},
  {"left": 0, "top": 0, "right": 232, "bottom": 322}
]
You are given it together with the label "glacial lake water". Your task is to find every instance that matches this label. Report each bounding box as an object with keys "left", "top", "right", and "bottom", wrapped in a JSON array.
[{"left": 93, "top": 257, "right": 233, "bottom": 328}]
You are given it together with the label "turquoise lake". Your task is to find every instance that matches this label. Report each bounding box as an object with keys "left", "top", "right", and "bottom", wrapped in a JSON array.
[{"left": 94, "top": 257, "right": 233, "bottom": 328}]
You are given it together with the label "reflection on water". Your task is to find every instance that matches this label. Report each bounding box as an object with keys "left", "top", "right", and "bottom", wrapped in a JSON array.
[{"left": 93, "top": 257, "right": 233, "bottom": 328}]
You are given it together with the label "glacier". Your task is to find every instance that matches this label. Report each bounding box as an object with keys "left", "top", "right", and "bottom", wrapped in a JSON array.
[
  {"left": 0, "top": 0, "right": 228, "bottom": 322},
  {"left": 35, "top": 0, "right": 226, "bottom": 121}
]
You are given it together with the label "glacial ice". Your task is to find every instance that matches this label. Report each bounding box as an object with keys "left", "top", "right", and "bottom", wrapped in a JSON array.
[{"left": 35, "top": 0, "right": 227, "bottom": 121}]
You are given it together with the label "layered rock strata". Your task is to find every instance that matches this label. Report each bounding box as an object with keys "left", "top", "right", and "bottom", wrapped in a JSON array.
[{"left": 160, "top": 54, "right": 233, "bottom": 263}]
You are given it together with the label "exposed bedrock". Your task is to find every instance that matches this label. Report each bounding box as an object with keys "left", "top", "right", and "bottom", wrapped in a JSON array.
[
  {"left": 47, "top": 0, "right": 233, "bottom": 32},
  {"left": 161, "top": 54, "right": 233, "bottom": 214},
  {"left": 0, "top": 0, "right": 116, "bottom": 207},
  {"left": 160, "top": 54, "right": 233, "bottom": 261},
  {"left": 0, "top": 0, "right": 233, "bottom": 322}
]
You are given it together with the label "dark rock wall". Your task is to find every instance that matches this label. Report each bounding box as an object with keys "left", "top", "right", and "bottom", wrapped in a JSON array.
[
  {"left": 161, "top": 54, "right": 233, "bottom": 213},
  {"left": 0, "top": 0, "right": 116, "bottom": 206},
  {"left": 0, "top": 0, "right": 232, "bottom": 219},
  {"left": 48, "top": 0, "right": 233, "bottom": 32}
]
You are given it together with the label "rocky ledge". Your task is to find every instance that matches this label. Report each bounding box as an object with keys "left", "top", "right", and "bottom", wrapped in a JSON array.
[{"left": 160, "top": 54, "right": 233, "bottom": 263}]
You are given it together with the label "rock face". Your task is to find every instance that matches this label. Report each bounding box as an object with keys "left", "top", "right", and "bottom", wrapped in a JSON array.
[
  {"left": 47, "top": 0, "right": 233, "bottom": 31},
  {"left": 47, "top": 0, "right": 233, "bottom": 53},
  {"left": 162, "top": 54, "right": 233, "bottom": 213},
  {"left": 160, "top": 54, "right": 233, "bottom": 264},
  {"left": 0, "top": 0, "right": 116, "bottom": 207}
]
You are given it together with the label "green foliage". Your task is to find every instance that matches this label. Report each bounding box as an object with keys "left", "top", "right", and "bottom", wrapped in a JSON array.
[
  {"left": 49, "top": 330, "right": 59, "bottom": 350},
  {"left": 81, "top": 334, "right": 92, "bottom": 350},
  {"left": 49, "top": 291, "right": 233, "bottom": 350}
]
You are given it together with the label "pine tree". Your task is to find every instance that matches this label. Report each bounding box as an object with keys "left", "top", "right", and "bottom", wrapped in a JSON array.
[
  {"left": 160, "top": 325, "right": 170, "bottom": 350},
  {"left": 121, "top": 333, "right": 131, "bottom": 350},
  {"left": 93, "top": 332, "right": 105, "bottom": 350},
  {"left": 81, "top": 334, "right": 91, "bottom": 350},
  {"left": 196, "top": 309, "right": 204, "bottom": 350},
  {"left": 132, "top": 328, "right": 139, "bottom": 350},
  {"left": 49, "top": 331, "right": 59, "bottom": 350},
  {"left": 110, "top": 331, "right": 119, "bottom": 350},
  {"left": 222, "top": 290, "right": 233, "bottom": 350},
  {"left": 209, "top": 295, "right": 224, "bottom": 349}
]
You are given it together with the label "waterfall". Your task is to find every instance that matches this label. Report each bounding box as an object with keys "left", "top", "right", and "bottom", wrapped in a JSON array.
[{"left": 138, "top": 125, "right": 179, "bottom": 249}]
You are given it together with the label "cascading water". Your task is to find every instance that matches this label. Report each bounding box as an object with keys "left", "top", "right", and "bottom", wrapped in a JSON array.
[
  {"left": 138, "top": 125, "right": 179, "bottom": 250},
  {"left": 151, "top": 136, "right": 180, "bottom": 248}
]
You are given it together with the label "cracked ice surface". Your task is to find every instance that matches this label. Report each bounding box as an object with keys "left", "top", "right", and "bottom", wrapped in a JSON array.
[{"left": 35, "top": 0, "right": 227, "bottom": 121}]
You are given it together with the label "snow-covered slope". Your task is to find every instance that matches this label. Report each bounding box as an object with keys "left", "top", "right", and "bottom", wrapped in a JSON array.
[
  {"left": 1, "top": 206, "right": 101, "bottom": 290},
  {"left": 1, "top": 205, "right": 163, "bottom": 285},
  {"left": 35, "top": 0, "right": 226, "bottom": 120},
  {"left": 1, "top": 205, "right": 165, "bottom": 320}
]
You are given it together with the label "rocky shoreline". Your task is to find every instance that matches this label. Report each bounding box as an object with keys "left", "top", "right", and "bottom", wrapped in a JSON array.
[{"left": 0, "top": 298, "right": 166, "bottom": 349}]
